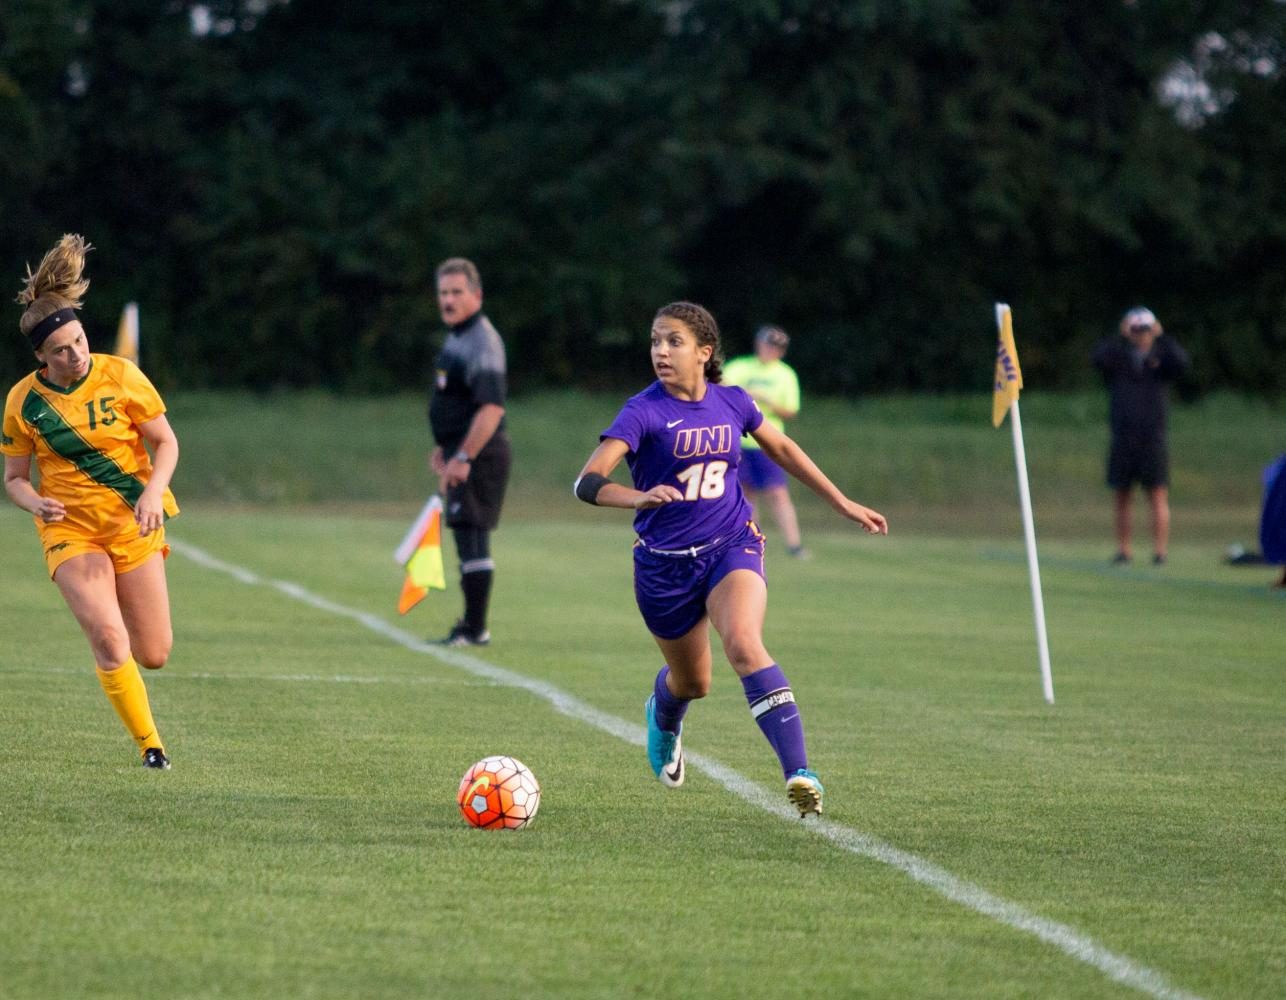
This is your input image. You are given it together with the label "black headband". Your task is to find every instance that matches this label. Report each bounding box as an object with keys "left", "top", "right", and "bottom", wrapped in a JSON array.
[{"left": 28, "top": 307, "right": 78, "bottom": 349}]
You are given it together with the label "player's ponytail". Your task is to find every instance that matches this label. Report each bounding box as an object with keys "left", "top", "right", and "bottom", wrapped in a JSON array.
[
  {"left": 655, "top": 301, "right": 724, "bottom": 384},
  {"left": 16, "top": 234, "right": 92, "bottom": 339}
]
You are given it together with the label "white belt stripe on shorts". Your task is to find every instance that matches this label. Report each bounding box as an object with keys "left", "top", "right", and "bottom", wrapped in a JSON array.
[{"left": 640, "top": 536, "right": 725, "bottom": 558}]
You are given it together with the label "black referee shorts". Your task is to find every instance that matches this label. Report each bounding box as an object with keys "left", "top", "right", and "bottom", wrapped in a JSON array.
[
  {"left": 1107, "top": 433, "right": 1169, "bottom": 490},
  {"left": 446, "top": 432, "right": 511, "bottom": 530}
]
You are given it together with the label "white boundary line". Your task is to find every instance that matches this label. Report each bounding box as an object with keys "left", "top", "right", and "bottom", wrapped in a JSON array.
[{"left": 171, "top": 538, "right": 1204, "bottom": 1000}]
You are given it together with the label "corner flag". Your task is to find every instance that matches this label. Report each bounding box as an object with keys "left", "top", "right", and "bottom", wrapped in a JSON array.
[
  {"left": 992, "top": 304, "right": 1022, "bottom": 427},
  {"left": 114, "top": 302, "right": 139, "bottom": 365},
  {"left": 992, "top": 304, "right": 1053, "bottom": 704},
  {"left": 394, "top": 496, "right": 446, "bottom": 615}
]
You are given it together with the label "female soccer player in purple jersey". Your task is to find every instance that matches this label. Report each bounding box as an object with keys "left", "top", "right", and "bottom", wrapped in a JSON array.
[{"left": 574, "top": 302, "right": 887, "bottom": 816}]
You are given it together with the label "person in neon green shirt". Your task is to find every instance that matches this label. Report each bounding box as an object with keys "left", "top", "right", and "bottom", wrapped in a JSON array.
[{"left": 723, "top": 325, "right": 807, "bottom": 558}]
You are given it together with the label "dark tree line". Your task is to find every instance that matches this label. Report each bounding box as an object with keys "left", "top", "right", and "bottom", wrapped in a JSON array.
[{"left": 1, "top": 0, "right": 1283, "bottom": 396}]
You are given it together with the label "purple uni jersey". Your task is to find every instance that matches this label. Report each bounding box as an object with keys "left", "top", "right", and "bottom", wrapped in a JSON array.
[{"left": 601, "top": 381, "right": 764, "bottom": 550}]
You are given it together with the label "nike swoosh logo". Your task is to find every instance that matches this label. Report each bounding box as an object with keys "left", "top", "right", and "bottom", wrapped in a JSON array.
[
  {"left": 465, "top": 775, "right": 491, "bottom": 799},
  {"left": 664, "top": 756, "right": 683, "bottom": 782},
  {"left": 666, "top": 419, "right": 683, "bottom": 428}
]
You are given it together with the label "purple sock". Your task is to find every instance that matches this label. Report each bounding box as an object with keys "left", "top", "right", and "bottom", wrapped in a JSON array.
[
  {"left": 741, "top": 664, "right": 808, "bottom": 778},
  {"left": 652, "top": 665, "right": 689, "bottom": 733}
]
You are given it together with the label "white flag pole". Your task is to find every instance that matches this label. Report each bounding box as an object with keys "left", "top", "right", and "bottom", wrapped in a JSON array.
[
  {"left": 995, "top": 301, "right": 1054, "bottom": 704},
  {"left": 393, "top": 495, "right": 442, "bottom": 565},
  {"left": 1007, "top": 398, "right": 1054, "bottom": 704}
]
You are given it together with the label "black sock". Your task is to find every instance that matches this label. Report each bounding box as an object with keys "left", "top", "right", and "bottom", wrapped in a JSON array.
[
  {"left": 453, "top": 526, "right": 494, "bottom": 635},
  {"left": 462, "top": 569, "right": 493, "bottom": 634}
]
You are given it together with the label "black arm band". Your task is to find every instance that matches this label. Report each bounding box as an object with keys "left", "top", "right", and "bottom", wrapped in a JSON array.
[{"left": 574, "top": 472, "right": 612, "bottom": 505}]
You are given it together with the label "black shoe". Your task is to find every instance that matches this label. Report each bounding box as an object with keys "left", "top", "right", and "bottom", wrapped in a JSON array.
[
  {"left": 1110, "top": 552, "right": 1132, "bottom": 566},
  {"left": 436, "top": 620, "right": 491, "bottom": 647},
  {"left": 1152, "top": 553, "right": 1167, "bottom": 566},
  {"left": 142, "top": 747, "right": 171, "bottom": 770}
]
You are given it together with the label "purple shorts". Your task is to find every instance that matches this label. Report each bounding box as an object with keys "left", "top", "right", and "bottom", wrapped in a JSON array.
[
  {"left": 738, "top": 449, "right": 788, "bottom": 491},
  {"left": 633, "top": 522, "right": 767, "bottom": 640}
]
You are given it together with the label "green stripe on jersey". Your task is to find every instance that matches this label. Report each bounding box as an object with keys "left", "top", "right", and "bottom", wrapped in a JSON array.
[{"left": 21, "top": 388, "right": 144, "bottom": 507}]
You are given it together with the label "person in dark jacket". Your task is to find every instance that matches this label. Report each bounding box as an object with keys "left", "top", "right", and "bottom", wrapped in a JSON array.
[
  {"left": 427, "top": 258, "right": 511, "bottom": 646},
  {"left": 1091, "top": 307, "right": 1190, "bottom": 566}
]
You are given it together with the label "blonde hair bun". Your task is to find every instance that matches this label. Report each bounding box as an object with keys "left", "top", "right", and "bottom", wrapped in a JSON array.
[{"left": 16, "top": 234, "right": 93, "bottom": 338}]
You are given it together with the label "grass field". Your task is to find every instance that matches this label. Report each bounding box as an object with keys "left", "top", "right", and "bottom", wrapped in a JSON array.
[
  {"left": 1, "top": 390, "right": 1283, "bottom": 999},
  {"left": 163, "top": 388, "right": 1281, "bottom": 537}
]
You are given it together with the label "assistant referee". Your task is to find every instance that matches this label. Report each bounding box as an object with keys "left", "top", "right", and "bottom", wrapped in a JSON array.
[{"left": 427, "top": 258, "right": 511, "bottom": 646}]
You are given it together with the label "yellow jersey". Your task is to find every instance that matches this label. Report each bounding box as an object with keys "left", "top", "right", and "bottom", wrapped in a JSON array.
[{"left": 2, "top": 354, "right": 179, "bottom": 537}]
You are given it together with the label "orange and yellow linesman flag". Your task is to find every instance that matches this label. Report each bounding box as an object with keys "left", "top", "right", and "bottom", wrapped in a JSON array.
[
  {"left": 992, "top": 303, "right": 1023, "bottom": 427},
  {"left": 394, "top": 496, "right": 446, "bottom": 614},
  {"left": 114, "top": 302, "right": 139, "bottom": 365}
]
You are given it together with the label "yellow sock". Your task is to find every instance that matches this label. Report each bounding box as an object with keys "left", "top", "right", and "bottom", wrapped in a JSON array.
[{"left": 96, "top": 657, "right": 164, "bottom": 756}]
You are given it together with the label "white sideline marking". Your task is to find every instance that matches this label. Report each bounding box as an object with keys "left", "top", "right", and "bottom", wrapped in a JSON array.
[{"left": 171, "top": 538, "right": 1203, "bottom": 1000}]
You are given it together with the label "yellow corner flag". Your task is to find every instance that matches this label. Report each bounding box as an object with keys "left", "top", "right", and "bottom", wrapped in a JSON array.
[
  {"left": 991, "top": 301, "right": 1054, "bottom": 704},
  {"left": 992, "top": 303, "right": 1022, "bottom": 427},
  {"left": 395, "top": 496, "right": 446, "bottom": 615},
  {"left": 114, "top": 302, "right": 139, "bottom": 365}
]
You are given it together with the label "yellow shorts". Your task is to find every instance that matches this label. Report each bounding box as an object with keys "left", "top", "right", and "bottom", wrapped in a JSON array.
[{"left": 41, "top": 521, "right": 170, "bottom": 579}]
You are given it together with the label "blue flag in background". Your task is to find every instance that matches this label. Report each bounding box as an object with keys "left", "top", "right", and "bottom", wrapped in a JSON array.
[{"left": 1260, "top": 454, "right": 1286, "bottom": 564}]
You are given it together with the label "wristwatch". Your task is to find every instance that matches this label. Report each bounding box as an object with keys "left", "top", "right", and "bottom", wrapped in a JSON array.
[{"left": 452, "top": 450, "right": 472, "bottom": 464}]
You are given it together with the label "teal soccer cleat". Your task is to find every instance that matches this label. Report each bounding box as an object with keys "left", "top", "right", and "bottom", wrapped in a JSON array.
[
  {"left": 644, "top": 694, "right": 685, "bottom": 787},
  {"left": 786, "top": 768, "right": 823, "bottom": 817}
]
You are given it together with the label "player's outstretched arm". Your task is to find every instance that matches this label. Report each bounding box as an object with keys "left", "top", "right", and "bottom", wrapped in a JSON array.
[
  {"left": 575, "top": 438, "right": 682, "bottom": 511},
  {"left": 749, "top": 422, "right": 888, "bottom": 535}
]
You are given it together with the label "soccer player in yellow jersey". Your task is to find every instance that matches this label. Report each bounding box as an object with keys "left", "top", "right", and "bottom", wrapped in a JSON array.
[{"left": 3, "top": 234, "right": 180, "bottom": 769}]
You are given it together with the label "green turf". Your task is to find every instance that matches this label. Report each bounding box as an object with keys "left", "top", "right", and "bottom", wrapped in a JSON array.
[
  {"left": 1, "top": 502, "right": 1281, "bottom": 999},
  {"left": 163, "top": 387, "right": 1282, "bottom": 538},
  {"left": 2, "top": 388, "right": 1283, "bottom": 997}
]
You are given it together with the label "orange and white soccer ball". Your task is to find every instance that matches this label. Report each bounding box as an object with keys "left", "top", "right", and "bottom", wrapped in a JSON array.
[{"left": 457, "top": 755, "right": 541, "bottom": 829}]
